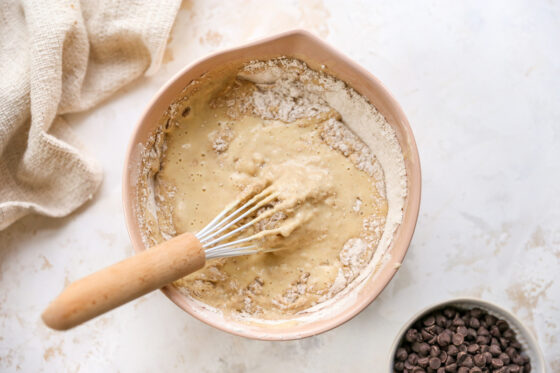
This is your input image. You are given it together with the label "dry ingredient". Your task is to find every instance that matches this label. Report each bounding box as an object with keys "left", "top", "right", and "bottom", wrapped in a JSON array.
[
  {"left": 394, "top": 307, "right": 532, "bottom": 373},
  {"left": 135, "top": 58, "right": 407, "bottom": 321}
]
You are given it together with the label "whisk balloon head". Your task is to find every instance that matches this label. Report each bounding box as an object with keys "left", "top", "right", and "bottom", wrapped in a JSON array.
[{"left": 196, "top": 185, "right": 281, "bottom": 259}]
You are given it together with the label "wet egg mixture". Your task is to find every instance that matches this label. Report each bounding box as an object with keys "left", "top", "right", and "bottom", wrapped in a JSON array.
[{"left": 137, "top": 58, "right": 406, "bottom": 320}]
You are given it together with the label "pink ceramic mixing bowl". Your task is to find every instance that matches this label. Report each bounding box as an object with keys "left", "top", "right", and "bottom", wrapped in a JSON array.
[{"left": 122, "top": 30, "right": 421, "bottom": 340}]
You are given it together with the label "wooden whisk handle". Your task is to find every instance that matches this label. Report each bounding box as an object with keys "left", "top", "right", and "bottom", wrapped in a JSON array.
[{"left": 42, "top": 232, "right": 205, "bottom": 330}]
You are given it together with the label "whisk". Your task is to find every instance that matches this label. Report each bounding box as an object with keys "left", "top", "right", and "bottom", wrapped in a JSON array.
[{"left": 42, "top": 186, "right": 282, "bottom": 330}]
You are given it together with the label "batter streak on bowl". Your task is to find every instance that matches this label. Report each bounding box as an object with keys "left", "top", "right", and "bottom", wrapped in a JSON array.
[{"left": 136, "top": 58, "right": 407, "bottom": 321}]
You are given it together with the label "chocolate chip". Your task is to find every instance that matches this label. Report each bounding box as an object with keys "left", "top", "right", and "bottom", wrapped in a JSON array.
[
  {"left": 413, "top": 342, "right": 431, "bottom": 357},
  {"left": 458, "top": 344, "right": 468, "bottom": 353},
  {"left": 436, "top": 314, "right": 448, "bottom": 327},
  {"left": 447, "top": 345, "right": 459, "bottom": 356},
  {"left": 452, "top": 333, "right": 464, "bottom": 346},
  {"left": 466, "top": 328, "right": 477, "bottom": 341},
  {"left": 496, "top": 320, "right": 509, "bottom": 332},
  {"left": 453, "top": 316, "right": 466, "bottom": 327},
  {"left": 507, "top": 365, "right": 521, "bottom": 373},
  {"left": 406, "top": 329, "right": 419, "bottom": 343},
  {"left": 491, "top": 358, "right": 504, "bottom": 369},
  {"left": 505, "top": 347, "right": 516, "bottom": 358},
  {"left": 465, "top": 344, "right": 478, "bottom": 354},
  {"left": 404, "top": 360, "right": 415, "bottom": 370},
  {"left": 421, "top": 343, "right": 432, "bottom": 356},
  {"left": 457, "top": 326, "right": 468, "bottom": 336},
  {"left": 512, "top": 353, "right": 524, "bottom": 365},
  {"left": 430, "top": 357, "right": 442, "bottom": 369},
  {"left": 473, "top": 353, "right": 486, "bottom": 367},
  {"left": 408, "top": 353, "right": 419, "bottom": 365},
  {"left": 445, "top": 363, "right": 457, "bottom": 372},
  {"left": 418, "top": 356, "right": 430, "bottom": 368},
  {"left": 490, "top": 326, "right": 501, "bottom": 337},
  {"left": 476, "top": 336, "right": 489, "bottom": 345},
  {"left": 460, "top": 355, "right": 473, "bottom": 368},
  {"left": 499, "top": 352, "right": 511, "bottom": 365},
  {"left": 430, "top": 345, "right": 441, "bottom": 357},
  {"left": 413, "top": 367, "right": 426, "bottom": 373},
  {"left": 396, "top": 347, "right": 408, "bottom": 361},
  {"left": 437, "top": 368, "right": 446, "bottom": 373},
  {"left": 469, "top": 318, "right": 480, "bottom": 329},
  {"left": 489, "top": 344, "right": 502, "bottom": 356},
  {"left": 457, "top": 367, "right": 469, "bottom": 373},
  {"left": 422, "top": 330, "right": 434, "bottom": 341},
  {"left": 483, "top": 352, "right": 493, "bottom": 363},
  {"left": 438, "top": 332, "right": 452, "bottom": 347},
  {"left": 470, "top": 308, "right": 483, "bottom": 318},
  {"left": 477, "top": 326, "right": 489, "bottom": 336},
  {"left": 424, "top": 316, "right": 436, "bottom": 327},
  {"left": 484, "top": 314, "right": 497, "bottom": 326},
  {"left": 425, "top": 324, "right": 438, "bottom": 334},
  {"left": 394, "top": 361, "right": 404, "bottom": 371},
  {"left": 503, "top": 328, "right": 515, "bottom": 339},
  {"left": 469, "top": 368, "right": 482, "bottom": 373},
  {"left": 443, "top": 308, "right": 457, "bottom": 319},
  {"left": 456, "top": 351, "right": 468, "bottom": 365}
]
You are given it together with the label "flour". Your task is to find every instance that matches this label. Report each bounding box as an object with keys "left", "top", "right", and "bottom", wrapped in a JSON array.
[
  {"left": 279, "top": 272, "right": 310, "bottom": 308},
  {"left": 328, "top": 238, "right": 369, "bottom": 297},
  {"left": 208, "top": 121, "right": 234, "bottom": 153},
  {"left": 353, "top": 197, "right": 363, "bottom": 212},
  {"left": 249, "top": 80, "right": 329, "bottom": 122}
]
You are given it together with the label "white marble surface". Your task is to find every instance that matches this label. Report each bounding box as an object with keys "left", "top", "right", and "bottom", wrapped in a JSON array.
[{"left": 1, "top": 0, "right": 559, "bottom": 371}]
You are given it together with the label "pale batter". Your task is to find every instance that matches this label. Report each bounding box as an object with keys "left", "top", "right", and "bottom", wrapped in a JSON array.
[{"left": 136, "top": 58, "right": 406, "bottom": 320}]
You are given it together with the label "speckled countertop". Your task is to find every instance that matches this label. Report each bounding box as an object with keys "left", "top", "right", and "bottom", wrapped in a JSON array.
[{"left": 1, "top": 1, "right": 558, "bottom": 372}]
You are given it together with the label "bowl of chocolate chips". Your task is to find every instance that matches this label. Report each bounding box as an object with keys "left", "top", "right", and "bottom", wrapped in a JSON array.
[{"left": 389, "top": 298, "right": 545, "bottom": 373}]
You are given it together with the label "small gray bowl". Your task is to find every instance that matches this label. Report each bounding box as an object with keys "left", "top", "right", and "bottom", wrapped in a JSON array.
[{"left": 388, "top": 297, "right": 545, "bottom": 372}]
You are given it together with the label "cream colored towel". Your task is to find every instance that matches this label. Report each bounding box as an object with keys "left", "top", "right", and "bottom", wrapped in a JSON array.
[{"left": 0, "top": 0, "right": 181, "bottom": 230}]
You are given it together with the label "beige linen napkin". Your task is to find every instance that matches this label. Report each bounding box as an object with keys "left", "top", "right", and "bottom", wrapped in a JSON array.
[{"left": 0, "top": 0, "right": 180, "bottom": 230}]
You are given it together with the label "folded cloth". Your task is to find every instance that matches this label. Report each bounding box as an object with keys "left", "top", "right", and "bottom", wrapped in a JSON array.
[{"left": 0, "top": 0, "right": 181, "bottom": 230}]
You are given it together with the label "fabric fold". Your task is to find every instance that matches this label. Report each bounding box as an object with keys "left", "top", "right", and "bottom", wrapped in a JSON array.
[{"left": 0, "top": 0, "right": 181, "bottom": 230}]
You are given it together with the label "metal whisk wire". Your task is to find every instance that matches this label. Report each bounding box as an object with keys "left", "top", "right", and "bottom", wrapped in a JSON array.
[{"left": 196, "top": 187, "right": 279, "bottom": 259}]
